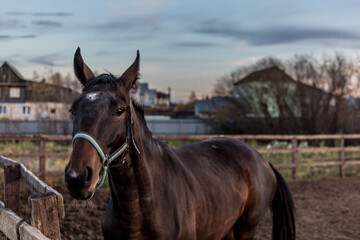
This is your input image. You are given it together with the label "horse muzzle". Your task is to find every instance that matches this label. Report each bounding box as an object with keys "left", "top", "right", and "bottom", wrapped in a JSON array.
[{"left": 65, "top": 165, "right": 96, "bottom": 200}]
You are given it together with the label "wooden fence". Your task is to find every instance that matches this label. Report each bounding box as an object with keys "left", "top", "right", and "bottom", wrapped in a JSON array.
[
  {"left": 1, "top": 134, "right": 360, "bottom": 180},
  {"left": 0, "top": 156, "right": 64, "bottom": 240}
]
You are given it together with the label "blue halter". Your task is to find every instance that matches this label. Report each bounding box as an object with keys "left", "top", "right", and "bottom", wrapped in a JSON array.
[{"left": 72, "top": 105, "right": 140, "bottom": 188}]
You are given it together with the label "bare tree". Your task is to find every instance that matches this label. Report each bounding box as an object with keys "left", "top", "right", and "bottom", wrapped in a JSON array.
[
  {"left": 213, "top": 57, "right": 284, "bottom": 97},
  {"left": 211, "top": 53, "right": 360, "bottom": 134}
]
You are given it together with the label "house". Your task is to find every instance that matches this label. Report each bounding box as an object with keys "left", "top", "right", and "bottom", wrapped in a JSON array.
[
  {"left": 132, "top": 82, "right": 170, "bottom": 108},
  {"left": 0, "top": 62, "right": 78, "bottom": 120},
  {"left": 232, "top": 66, "right": 333, "bottom": 118}
]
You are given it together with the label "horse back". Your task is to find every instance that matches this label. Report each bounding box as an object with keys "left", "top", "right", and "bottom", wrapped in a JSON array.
[{"left": 155, "top": 137, "right": 276, "bottom": 239}]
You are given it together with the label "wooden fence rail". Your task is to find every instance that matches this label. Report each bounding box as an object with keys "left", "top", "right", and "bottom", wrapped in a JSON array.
[
  {"left": 1, "top": 134, "right": 360, "bottom": 180},
  {"left": 0, "top": 156, "right": 64, "bottom": 240}
]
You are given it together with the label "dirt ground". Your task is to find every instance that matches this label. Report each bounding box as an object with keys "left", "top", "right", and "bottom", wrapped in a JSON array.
[{"left": 12, "top": 178, "right": 360, "bottom": 239}]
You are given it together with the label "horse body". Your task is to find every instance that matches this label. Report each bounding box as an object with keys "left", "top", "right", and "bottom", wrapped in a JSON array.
[
  {"left": 102, "top": 113, "right": 276, "bottom": 240},
  {"left": 65, "top": 48, "right": 295, "bottom": 240}
]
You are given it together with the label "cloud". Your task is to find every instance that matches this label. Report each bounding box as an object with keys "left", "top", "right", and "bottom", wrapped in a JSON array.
[
  {"left": 173, "top": 41, "right": 218, "bottom": 48},
  {"left": 32, "top": 20, "right": 62, "bottom": 28},
  {"left": 230, "top": 57, "right": 263, "bottom": 66},
  {"left": 193, "top": 20, "right": 360, "bottom": 46},
  {"left": 7, "top": 12, "right": 72, "bottom": 17},
  {"left": 94, "top": 16, "right": 159, "bottom": 32},
  {"left": 28, "top": 53, "right": 64, "bottom": 66},
  {"left": 92, "top": 16, "right": 160, "bottom": 41},
  {"left": 0, "top": 35, "right": 36, "bottom": 40},
  {"left": 0, "top": 19, "right": 25, "bottom": 28}
]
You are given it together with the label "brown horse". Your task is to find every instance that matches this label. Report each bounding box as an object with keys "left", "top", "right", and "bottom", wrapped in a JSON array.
[{"left": 65, "top": 48, "right": 295, "bottom": 240}]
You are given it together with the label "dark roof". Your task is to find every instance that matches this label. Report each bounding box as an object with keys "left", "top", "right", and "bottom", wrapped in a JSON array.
[
  {"left": 1, "top": 61, "right": 24, "bottom": 79},
  {"left": 234, "top": 66, "right": 294, "bottom": 85},
  {"left": 195, "top": 97, "right": 249, "bottom": 114},
  {"left": 0, "top": 61, "right": 79, "bottom": 103},
  {"left": 233, "top": 66, "right": 332, "bottom": 96}
]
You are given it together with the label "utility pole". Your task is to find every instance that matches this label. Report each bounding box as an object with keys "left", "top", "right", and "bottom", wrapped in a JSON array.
[{"left": 168, "top": 87, "right": 171, "bottom": 107}]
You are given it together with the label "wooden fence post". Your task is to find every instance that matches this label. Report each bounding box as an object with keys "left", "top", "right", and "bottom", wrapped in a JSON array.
[
  {"left": 181, "top": 138, "right": 188, "bottom": 146},
  {"left": 292, "top": 138, "right": 298, "bottom": 180},
  {"left": 3, "top": 161, "right": 21, "bottom": 214},
  {"left": 39, "top": 137, "right": 46, "bottom": 178},
  {"left": 339, "top": 136, "right": 345, "bottom": 178},
  {"left": 28, "top": 192, "right": 61, "bottom": 240}
]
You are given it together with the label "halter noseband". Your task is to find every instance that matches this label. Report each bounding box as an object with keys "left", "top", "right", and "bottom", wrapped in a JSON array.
[{"left": 72, "top": 104, "right": 140, "bottom": 188}]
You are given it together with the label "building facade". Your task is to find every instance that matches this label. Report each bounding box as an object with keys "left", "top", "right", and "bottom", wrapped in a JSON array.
[
  {"left": 0, "top": 62, "right": 78, "bottom": 120},
  {"left": 132, "top": 82, "right": 170, "bottom": 108}
]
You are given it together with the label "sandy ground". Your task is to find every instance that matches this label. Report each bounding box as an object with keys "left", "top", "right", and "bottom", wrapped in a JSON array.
[{"left": 10, "top": 178, "right": 360, "bottom": 239}]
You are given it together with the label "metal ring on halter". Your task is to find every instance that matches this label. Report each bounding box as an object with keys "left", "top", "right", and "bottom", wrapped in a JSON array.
[{"left": 103, "top": 155, "right": 109, "bottom": 167}]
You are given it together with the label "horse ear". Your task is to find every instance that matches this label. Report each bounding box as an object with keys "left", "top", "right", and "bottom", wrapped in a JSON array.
[
  {"left": 73, "top": 47, "right": 95, "bottom": 86},
  {"left": 119, "top": 50, "right": 140, "bottom": 92}
]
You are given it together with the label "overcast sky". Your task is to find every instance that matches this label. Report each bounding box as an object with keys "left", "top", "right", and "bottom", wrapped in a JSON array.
[{"left": 1, "top": 0, "right": 360, "bottom": 102}]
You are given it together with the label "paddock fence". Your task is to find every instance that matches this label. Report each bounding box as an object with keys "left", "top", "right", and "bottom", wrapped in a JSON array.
[
  {"left": 1, "top": 134, "right": 360, "bottom": 180},
  {"left": 0, "top": 156, "right": 64, "bottom": 240}
]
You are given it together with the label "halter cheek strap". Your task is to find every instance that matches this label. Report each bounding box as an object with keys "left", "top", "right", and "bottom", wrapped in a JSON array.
[{"left": 72, "top": 132, "right": 128, "bottom": 188}]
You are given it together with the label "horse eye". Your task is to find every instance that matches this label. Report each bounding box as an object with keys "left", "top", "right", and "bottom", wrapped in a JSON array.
[
  {"left": 69, "top": 108, "right": 74, "bottom": 116},
  {"left": 116, "top": 108, "right": 125, "bottom": 116}
]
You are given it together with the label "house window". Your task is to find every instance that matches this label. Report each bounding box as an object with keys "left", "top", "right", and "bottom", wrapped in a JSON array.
[
  {"left": 23, "top": 106, "right": 30, "bottom": 115},
  {"left": 10, "top": 88, "right": 20, "bottom": 98},
  {"left": 0, "top": 106, "right": 7, "bottom": 114}
]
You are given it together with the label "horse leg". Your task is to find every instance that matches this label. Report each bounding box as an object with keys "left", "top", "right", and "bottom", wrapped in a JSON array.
[
  {"left": 232, "top": 219, "right": 258, "bottom": 240},
  {"left": 222, "top": 229, "right": 234, "bottom": 240}
]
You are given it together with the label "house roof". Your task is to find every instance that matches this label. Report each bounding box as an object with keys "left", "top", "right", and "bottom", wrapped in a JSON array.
[
  {"left": 0, "top": 61, "right": 79, "bottom": 103},
  {"left": 234, "top": 66, "right": 294, "bottom": 85},
  {"left": 1, "top": 61, "right": 24, "bottom": 79},
  {"left": 195, "top": 97, "right": 249, "bottom": 114},
  {"left": 233, "top": 66, "right": 331, "bottom": 96}
]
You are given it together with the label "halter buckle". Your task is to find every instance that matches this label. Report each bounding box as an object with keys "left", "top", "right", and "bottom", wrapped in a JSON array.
[{"left": 103, "top": 154, "right": 110, "bottom": 167}]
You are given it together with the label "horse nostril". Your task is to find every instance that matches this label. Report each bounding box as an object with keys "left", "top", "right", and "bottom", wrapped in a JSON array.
[{"left": 85, "top": 166, "right": 93, "bottom": 183}]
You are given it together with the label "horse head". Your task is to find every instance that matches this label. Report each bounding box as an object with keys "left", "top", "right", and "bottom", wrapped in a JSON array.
[{"left": 65, "top": 47, "right": 139, "bottom": 200}]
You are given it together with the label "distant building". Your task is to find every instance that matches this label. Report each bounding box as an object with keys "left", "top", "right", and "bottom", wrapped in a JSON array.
[
  {"left": 132, "top": 82, "right": 170, "bottom": 108},
  {"left": 0, "top": 62, "right": 78, "bottom": 120},
  {"left": 195, "top": 97, "right": 228, "bottom": 118},
  {"left": 233, "top": 66, "right": 334, "bottom": 118}
]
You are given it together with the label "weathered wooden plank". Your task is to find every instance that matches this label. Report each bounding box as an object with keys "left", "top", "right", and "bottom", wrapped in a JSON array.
[
  {"left": 20, "top": 164, "right": 48, "bottom": 194},
  {"left": 0, "top": 156, "right": 20, "bottom": 169},
  {"left": 39, "top": 139, "right": 46, "bottom": 178},
  {"left": 28, "top": 193, "right": 61, "bottom": 240},
  {"left": 273, "top": 160, "right": 360, "bottom": 168},
  {"left": 258, "top": 149, "right": 293, "bottom": 154},
  {"left": 0, "top": 152, "right": 71, "bottom": 159},
  {"left": 292, "top": 138, "right": 298, "bottom": 180},
  {"left": 0, "top": 204, "right": 49, "bottom": 240},
  {"left": 0, "top": 135, "right": 42, "bottom": 141},
  {"left": 19, "top": 222, "right": 50, "bottom": 240},
  {"left": 19, "top": 164, "right": 65, "bottom": 219},
  {"left": 0, "top": 206, "right": 22, "bottom": 240},
  {"left": 4, "top": 161, "right": 21, "bottom": 214}
]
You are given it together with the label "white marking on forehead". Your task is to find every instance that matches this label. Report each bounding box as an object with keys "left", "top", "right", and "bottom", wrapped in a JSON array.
[{"left": 86, "top": 92, "right": 100, "bottom": 101}]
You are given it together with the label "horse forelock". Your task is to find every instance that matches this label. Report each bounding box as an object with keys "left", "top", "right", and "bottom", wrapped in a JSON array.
[{"left": 83, "top": 73, "right": 119, "bottom": 92}]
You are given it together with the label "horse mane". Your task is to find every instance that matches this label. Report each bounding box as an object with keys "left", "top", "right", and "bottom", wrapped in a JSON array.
[
  {"left": 83, "top": 74, "right": 118, "bottom": 92},
  {"left": 83, "top": 73, "right": 140, "bottom": 92},
  {"left": 131, "top": 99, "right": 152, "bottom": 138}
]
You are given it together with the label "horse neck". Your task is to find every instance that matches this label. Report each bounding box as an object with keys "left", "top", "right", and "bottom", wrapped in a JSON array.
[{"left": 107, "top": 107, "right": 159, "bottom": 237}]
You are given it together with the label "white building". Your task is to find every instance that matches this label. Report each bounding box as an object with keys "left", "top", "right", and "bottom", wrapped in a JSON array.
[
  {"left": 0, "top": 62, "right": 78, "bottom": 120},
  {"left": 132, "top": 82, "right": 170, "bottom": 108}
]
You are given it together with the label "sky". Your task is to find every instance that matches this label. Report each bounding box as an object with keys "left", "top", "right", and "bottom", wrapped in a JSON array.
[{"left": 1, "top": 0, "right": 360, "bottom": 102}]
